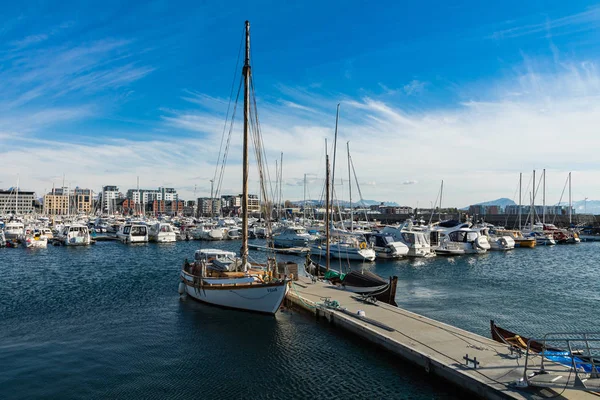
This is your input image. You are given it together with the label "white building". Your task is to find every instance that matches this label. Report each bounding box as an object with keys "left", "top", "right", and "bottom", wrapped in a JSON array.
[
  {"left": 101, "top": 185, "right": 120, "bottom": 214},
  {"left": 0, "top": 188, "right": 36, "bottom": 214}
]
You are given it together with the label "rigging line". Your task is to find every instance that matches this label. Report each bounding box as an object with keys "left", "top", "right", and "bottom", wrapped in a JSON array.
[
  {"left": 552, "top": 174, "right": 569, "bottom": 225},
  {"left": 215, "top": 78, "right": 244, "bottom": 200},
  {"left": 249, "top": 77, "right": 276, "bottom": 206},
  {"left": 349, "top": 154, "right": 369, "bottom": 223},
  {"left": 212, "top": 27, "right": 245, "bottom": 192}
]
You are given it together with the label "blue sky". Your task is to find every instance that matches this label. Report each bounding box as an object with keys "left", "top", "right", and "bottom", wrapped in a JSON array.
[{"left": 2, "top": 1, "right": 600, "bottom": 207}]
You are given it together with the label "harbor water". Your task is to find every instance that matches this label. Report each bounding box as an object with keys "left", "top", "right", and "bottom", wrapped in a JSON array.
[{"left": 1, "top": 240, "right": 599, "bottom": 399}]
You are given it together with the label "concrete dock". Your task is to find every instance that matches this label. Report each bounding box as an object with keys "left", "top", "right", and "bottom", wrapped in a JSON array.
[{"left": 286, "top": 275, "right": 598, "bottom": 399}]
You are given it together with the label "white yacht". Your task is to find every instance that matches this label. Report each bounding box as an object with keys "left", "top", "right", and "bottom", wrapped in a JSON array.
[
  {"left": 310, "top": 236, "right": 376, "bottom": 262},
  {"left": 429, "top": 221, "right": 490, "bottom": 255},
  {"left": 117, "top": 224, "right": 149, "bottom": 244},
  {"left": 149, "top": 223, "right": 176, "bottom": 243},
  {"left": 381, "top": 222, "right": 434, "bottom": 257},
  {"left": 23, "top": 231, "right": 48, "bottom": 248},
  {"left": 365, "top": 232, "right": 409, "bottom": 259},
  {"left": 57, "top": 224, "right": 92, "bottom": 246},
  {"left": 273, "top": 226, "right": 318, "bottom": 248},
  {"left": 4, "top": 221, "right": 25, "bottom": 240},
  {"left": 475, "top": 226, "right": 515, "bottom": 251}
]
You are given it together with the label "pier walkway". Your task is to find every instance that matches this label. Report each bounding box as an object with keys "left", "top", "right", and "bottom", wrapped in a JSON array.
[{"left": 286, "top": 275, "right": 597, "bottom": 400}]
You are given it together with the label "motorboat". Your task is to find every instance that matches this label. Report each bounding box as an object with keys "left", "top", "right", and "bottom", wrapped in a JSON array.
[
  {"left": 273, "top": 226, "right": 317, "bottom": 248},
  {"left": 527, "top": 231, "right": 556, "bottom": 246},
  {"left": 4, "top": 221, "right": 24, "bottom": 240},
  {"left": 57, "top": 224, "right": 92, "bottom": 246},
  {"left": 116, "top": 224, "right": 149, "bottom": 243},
  {"left": 23, "top": 231, "right": 48, "bottom": 248},
  {"left": 381, "top": 222, "right": 435, "bottom": 257},
  {"left": 493, "top": 229, "right": 536, "bottom": 248},
  {"left": 473, "top": 226, "right": 515, "bottom": 251},
  {"left": 364, "top": 232, "right": 409, "bottom": 259},
  {"left": 149, "top": 223, "right": 176, "bottom": 243},
  {"left": 309, "top": 236, "right": 376, "bottom": 262}
]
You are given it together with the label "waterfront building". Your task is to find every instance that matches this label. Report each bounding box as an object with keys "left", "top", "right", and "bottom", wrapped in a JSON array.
[
  {"left": 197, "top": 197, "right": 221, "bottom": 217},
  {"left": 0, "top": 188, "right": 36, "bottom": 214},
  {"left": 73, "top": 188, "right": 93, "bottom": 214},
  {"left": 100, "top": 186, "right": 120, "bottom": 214},
  {"left": 221, "top": 194, "right": 259, "bottom": 215},
  {"left": 505, "top": 204, "right": 574, "bottom": 216},
  {"left": 43, "top": 192, "right": 69, "bottom": 215}
]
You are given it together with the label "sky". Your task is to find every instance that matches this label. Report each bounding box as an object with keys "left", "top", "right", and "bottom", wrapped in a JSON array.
[{"left": 2, "top": 0, "right": 600, "bottom": 207}]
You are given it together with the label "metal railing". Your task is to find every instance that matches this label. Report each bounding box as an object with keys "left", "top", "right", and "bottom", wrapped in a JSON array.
[{"left": 523, "top": 332, "right": 600, "bottom": 391}]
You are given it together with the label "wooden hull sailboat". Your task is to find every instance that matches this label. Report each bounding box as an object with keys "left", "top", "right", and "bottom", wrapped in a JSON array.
[
  {"left": 180, "top": 270, "right": 288, "bottom": 314},
  {"left": 179, "top": 21, "right": 289, "bottom": 315}
]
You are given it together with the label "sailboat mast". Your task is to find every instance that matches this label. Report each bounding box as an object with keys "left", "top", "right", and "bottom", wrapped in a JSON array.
[
  {"left": 568, "top": 171, "right": 572, "bottom": 225},
  {"left": 347, "top": 141, "right": 352, "bottom": 232},
  {"left": 532, "top": 169, "right": 536, "bottom": 225},
  {"left": 518, "top": 172, "right": 522, "bottom": 230},
  {"left": 303, "top": 173, "right": 307, "bottom": 222},
  {"left": 16, "top": 175, "right": 19, "bottom": 215},
  {"left": 325, "top": 153, "right": 330, "bottom": 272},
  {"left": 439, "top": 180, "right": 444, "bottom": 221},
  {"left": 241, "top": 20, "right": 251, "bottom": 267},
  {"left": 330, "top": 104, "right": 340, "bottom": 227},
  {"left": 543, "top": 169, "right": 546, "bottom": 224}
]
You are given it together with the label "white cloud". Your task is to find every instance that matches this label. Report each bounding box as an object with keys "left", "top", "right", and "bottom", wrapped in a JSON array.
[
  {"left": 403, "top": 79, "right": 426, "bottom": 95},
  {"left": 3, "top": 59, "right": 600, "bottom": 208}
]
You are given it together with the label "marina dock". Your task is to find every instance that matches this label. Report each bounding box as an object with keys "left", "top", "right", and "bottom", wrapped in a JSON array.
[{"left": 286, "top": 275, "right": 597, "bottom": 400}]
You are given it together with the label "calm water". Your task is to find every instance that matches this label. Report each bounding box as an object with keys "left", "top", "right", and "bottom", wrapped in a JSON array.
[{"left": 1, "top": 239, "right": 598, "bottom": 399}]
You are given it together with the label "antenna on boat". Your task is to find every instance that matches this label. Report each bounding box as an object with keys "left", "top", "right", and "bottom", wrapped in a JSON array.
[
  {"left": 543, "top": 169, "right": 546, "bottom": 224},
  {"left": 240, "top": 20, "right": 251, "bottom": 269}
]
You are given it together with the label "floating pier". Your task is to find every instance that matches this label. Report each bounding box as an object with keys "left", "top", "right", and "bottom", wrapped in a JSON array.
[{"left": 286, "top": 275, "right": 597, "bottom": 399}]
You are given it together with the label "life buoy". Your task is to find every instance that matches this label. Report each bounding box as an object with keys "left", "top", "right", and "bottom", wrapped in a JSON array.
[{"left": 359, "top": 242, "right": 367, "bottom": 249}]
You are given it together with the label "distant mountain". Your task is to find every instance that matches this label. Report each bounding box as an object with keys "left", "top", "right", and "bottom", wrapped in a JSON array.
[
  {"left": 571, "top": 200, "right": 600, "bottom": 215},
  {"left": 290, "top": 199, "right": 399, "bottom": 207},
  {"left": 460, "top": 198, "right": 516, "bottom": 211}
]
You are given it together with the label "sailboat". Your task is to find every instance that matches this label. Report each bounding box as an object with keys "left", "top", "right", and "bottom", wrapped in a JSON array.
[{"left": 179, "top": 21, "right": 289, "bottom": 315}]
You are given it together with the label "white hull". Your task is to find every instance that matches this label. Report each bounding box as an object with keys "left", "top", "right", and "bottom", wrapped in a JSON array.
[
  {"left": 181, "top": 272, "right": 288, "bottom": 314},
  {"left": 310, "top": 245, "right": 376, "bottom": 261},
  {"left": 59, "top": 235, "right": 91, "bottom": 246},
  {"left": 118, "top": 235, "right": 148, "bottom": 243},
  {"left": 24, "top": 237, "right": 48, "bottom": 248},
  {"left": 150, "top": 233, "right": 176, "bottom": 243}
]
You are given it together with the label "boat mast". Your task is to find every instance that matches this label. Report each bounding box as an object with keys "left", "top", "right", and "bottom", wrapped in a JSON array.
[
  {"left": 330, "top": 104, "right": 340, "bottom": 229},
  {"left": 279, "top": 152, "right": 283, "bottom": 219},
  {"left": 241, "top": 20, "right": 251, "bottom": 268},
  {"left": 325, "top": 152, "right": 330, "bottom": 272},
  {"left": 16, "top": 175, "right": 20, "bottom": 216},
  {"left": 542, "top": 169, "right": 546, "bottom": 224},
  {"left": 568, "top": 171, "right": 572, "bottom": 226},
  {"left": 532, "top": 169, "right": 536, "bottom": 225},
  {"left": 303, "top": 173, "right": 307, "bottom": 222},
  {"left": 347, "top": 141, "right": 352, "bottom": 232},
  {"left": 439, "top": 180, "right": 444, "bottom": 221},
  {"left": 518, "top": 172, "right": 522, "bottom": 230}
]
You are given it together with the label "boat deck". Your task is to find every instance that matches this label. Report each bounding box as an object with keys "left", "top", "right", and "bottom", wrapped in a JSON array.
[
  {"left": 248, "top": 243, "right": 309, "bottom": 255},
  {"left": 286, "top": 275, "right": 597, "bottom": 399}
]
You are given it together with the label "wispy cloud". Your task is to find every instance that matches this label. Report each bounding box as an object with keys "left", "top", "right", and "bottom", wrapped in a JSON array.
[
  {"left": 403, "top": 79, "right": 427, "bottom": 95},
  {"left": 4, "top": 53, "right": 600, "bottom": 206},
  {"left": 490, "top": 6, "right": 600, "bottom": 39}
]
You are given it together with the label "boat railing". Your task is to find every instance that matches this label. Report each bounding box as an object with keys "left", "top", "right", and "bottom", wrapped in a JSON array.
[{"left": 522, "top": 332, "right": 600, "bottom": 391}]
